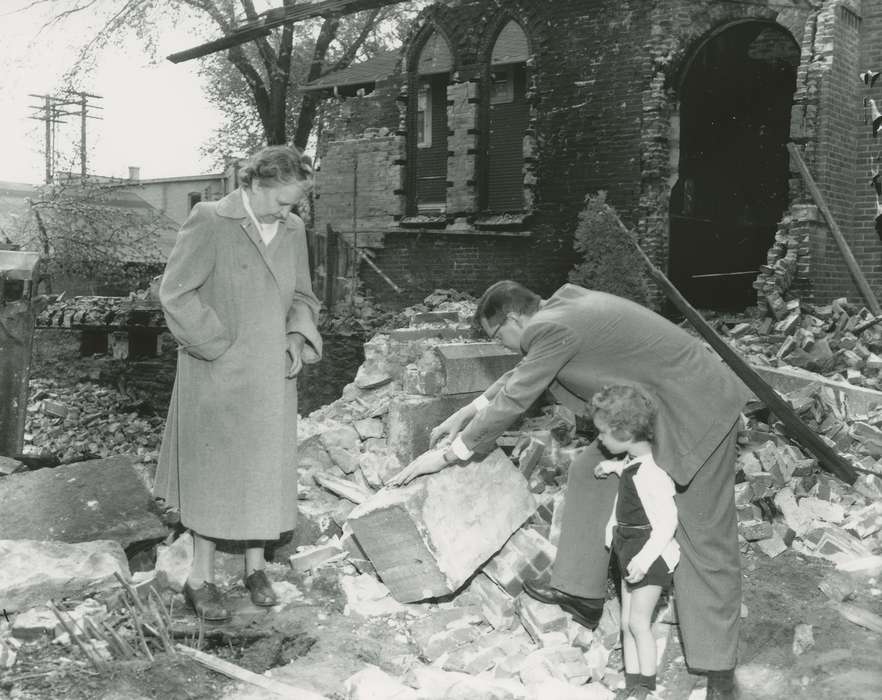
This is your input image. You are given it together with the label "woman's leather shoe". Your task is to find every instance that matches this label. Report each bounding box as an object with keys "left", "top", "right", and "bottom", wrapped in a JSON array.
[
  {"left": 522, "top": 579, "right": 604, "bottom": 629},
  {"left": 244, "top": 569, "right": 278, "bottom": 607},
  {"left": 183, "top": 582, "right": 231, "bottom": 621}
]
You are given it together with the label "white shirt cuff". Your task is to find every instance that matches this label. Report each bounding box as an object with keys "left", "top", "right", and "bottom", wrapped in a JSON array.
[
  {"left": 470, "top": 395, "right": 490, "bottom": 411},
  {"left": 450, "top": 435, "right": 474, "bottom": 461}
]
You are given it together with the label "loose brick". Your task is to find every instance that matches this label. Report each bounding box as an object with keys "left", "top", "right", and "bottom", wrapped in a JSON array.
[
  {"left": 739, "top": 520, "right": 774, "bottom": 541},
  {"left": 482, "top": 526, "right": 556, "bottom": 596},
  {"left": 347, "top": 450, "right": 535, "bottom": 602},
  {"left": 468, "top": 572, "right": 516, "bottom": 630},
  {"left": 517, "top": 595, "right": 570, "bottom": 643},
  {"left": 289, "top": 541, "right": 345, "bottom": 574}
]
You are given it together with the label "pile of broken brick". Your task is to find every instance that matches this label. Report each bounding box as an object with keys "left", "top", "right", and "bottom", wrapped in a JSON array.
[{"left": 3, "top": 293, "right": 882, "bottom": 699}]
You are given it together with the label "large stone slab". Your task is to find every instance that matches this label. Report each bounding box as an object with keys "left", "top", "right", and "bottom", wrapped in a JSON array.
[
  {"left": 0, "top": 456, "right": 168, "bottom": 547},
  {"left": 434, "top": 343, "right": 520, "bottom": 396},
  {"left": 387, "top": 393, "right": 479, "bottom": 465},
  {"left": 0, "top": 539, "right": 129, "bottom": 612},
  {"left": 347, "top": 449, "right": 536, "bottom": 602}
]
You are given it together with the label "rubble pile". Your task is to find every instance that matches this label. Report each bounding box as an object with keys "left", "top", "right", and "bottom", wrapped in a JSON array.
[
  {"left": 35, "top": 294, "right": 165, "bottom": 331},
  {"left": 23, "top": 377, "right": 164, "bottom": 466},
  {"left": 4, "top": 290, "right": 882, "bottom": 699},
  {"left": 718, "top": 297, "right": 882, "bottom": 477}
]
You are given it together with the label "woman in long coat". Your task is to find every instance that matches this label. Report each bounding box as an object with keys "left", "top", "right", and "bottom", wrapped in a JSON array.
[{"left": 153, "top": 145, "right": 322, "bottom": 620}]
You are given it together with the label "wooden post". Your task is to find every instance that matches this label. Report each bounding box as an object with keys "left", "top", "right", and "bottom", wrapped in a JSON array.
[
  {"left": 787, "top": 142, "right": 881, "bottom": 316},
  {"left": 611, "top": 212, "right": 857, "bottom": 485}
]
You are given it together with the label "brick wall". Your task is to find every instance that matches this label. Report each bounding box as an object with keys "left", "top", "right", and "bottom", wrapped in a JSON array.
[
  {"left": 313, "top": 0, "right": 879, "bottom": 311},
  {"left": 809, "top": 2, "right": 864, "bottom": 303},
  {"left": 853, "top": 0, "right": 882, "bottom": 303}
]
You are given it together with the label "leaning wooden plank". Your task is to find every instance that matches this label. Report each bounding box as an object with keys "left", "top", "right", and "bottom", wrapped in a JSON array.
[
  {"left": 176, "top": 644, "right": 329, "bottom": 699},
  {"left": 830, "top": 602, "right": 882, "bottom": 635},
  {"left": 787, "top": 142, "right": 881, "bottom": 316},
  {"left": 608, "top": 209, "right": 857, "bottom": 485},
  {"left": 313, "top": 472, "right": 373, "bottom": 504}
]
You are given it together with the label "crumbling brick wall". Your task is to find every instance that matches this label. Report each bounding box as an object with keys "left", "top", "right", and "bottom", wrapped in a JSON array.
[{"left": 313, "top": 0, "right": 881, "bottom": 311}]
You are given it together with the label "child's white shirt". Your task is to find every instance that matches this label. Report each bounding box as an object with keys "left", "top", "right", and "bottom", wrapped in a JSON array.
[{"left": 604, "top": 453, "right": 681, "bottom": 573}]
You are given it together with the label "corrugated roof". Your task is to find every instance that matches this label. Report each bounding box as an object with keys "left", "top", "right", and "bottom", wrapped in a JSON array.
[{"left": 303, "top": 50, "right": 401, "bottom": 92}]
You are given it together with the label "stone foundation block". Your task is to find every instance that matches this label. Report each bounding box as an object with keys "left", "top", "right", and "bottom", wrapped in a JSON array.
[
  {"left": 386, "top": 393, "right": 480, "bottom": 465},
  {"left": 347, "top": 450, "right": 535, "bottom": 602},
  {"left": 433, "top": 343, "right": 520, "bottom": 395}
]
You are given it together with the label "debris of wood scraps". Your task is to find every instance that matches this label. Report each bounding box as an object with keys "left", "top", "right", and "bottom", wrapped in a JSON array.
[{"left": 176, "top": 644, "right": 330, "bottom": 699}]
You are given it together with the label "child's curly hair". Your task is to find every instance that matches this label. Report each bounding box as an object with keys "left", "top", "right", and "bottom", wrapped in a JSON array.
[{"left": 590, "top": 385, "right": 657, "bottom": 442}]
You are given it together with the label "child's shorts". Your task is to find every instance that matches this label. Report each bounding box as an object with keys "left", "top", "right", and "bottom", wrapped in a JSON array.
[{"left": 612, "top": 525, "right": 673, "bottom": 590}]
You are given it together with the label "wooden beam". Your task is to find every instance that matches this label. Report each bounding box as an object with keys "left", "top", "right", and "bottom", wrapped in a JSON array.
[
  {"left": 167, "top": 0, "right": 407, "bottom": 63},
  {"left": 609, "top": 210, "right": 857, "bottom": 484},
  {"left": 787, "top": 142, "right": 881, "bottom": 316},
  {"left": 177, "top": 645, "right": 329, "bottom": 699}
]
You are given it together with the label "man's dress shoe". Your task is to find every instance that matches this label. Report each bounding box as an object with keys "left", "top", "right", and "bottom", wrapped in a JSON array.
[{"left": 522, "top": 579, "right": 604, "bottom": 629}]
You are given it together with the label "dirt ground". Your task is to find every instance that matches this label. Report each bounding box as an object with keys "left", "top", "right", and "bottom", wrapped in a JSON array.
[{"left": 2, "top": 330, "right": 880, "bottom": 699}]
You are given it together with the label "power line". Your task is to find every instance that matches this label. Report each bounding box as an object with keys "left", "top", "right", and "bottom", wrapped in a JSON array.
[{"left": 28, "top": 91, "right": 103, "bottom": 183}]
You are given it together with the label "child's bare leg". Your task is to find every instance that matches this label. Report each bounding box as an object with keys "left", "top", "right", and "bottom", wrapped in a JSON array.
[
  {"left": 620, "top": 581, "right": 640, "bottom": 674},
  {"left": 628, "top": 584, "right": 663, "bottom": 677}
]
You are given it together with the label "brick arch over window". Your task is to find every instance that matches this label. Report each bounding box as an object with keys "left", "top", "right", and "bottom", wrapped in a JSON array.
[
  {"left": 477, "top": 18, "right": 531, "bottom": 213},
  {"left": 405, "top": 27, "right": 455, "bottom": 215},
  {"left": 669, "top": 19, "right": 799, "bottom": 310}
]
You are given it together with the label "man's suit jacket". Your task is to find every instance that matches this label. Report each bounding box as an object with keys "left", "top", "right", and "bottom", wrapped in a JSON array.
[{"left": 459, "top": 284, "right": 750, "bottom": 485}]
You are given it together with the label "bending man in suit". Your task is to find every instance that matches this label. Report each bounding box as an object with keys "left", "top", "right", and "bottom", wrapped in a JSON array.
[{"left": 389, "top": 280, "right": 750, "bottom": 700}]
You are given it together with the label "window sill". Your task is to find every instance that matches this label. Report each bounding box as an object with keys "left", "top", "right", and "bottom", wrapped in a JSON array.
[
  {"left": 473, "top": 212, "right": 531, "bottom": 229},
  {"left": 396, "top": 219, "right": 531, "bottom": 237}
]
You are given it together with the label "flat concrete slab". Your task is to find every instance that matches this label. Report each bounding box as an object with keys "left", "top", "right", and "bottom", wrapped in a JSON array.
[
  {"left": 0, "top": 456, "right": 168, "bottom": 547},
  {"left": 752, "top": 364, "right": 882, "bottom": 415},
  {"left": 0, "top": 538, "right": 129, "bottom": 612}
]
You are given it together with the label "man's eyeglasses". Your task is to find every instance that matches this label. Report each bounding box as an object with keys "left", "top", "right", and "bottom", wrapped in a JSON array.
[{"left": 488, "top": 316, "right": 509, "bottom": 341}]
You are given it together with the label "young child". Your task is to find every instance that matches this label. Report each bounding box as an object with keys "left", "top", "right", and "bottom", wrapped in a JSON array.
[{"left": 592, "top": 385, "right": 680, "bottom": 700}]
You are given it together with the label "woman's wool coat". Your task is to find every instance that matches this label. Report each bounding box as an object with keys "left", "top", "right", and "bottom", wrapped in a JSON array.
[{"left": 153, "top": 189, "right": 322, "bottom": 539}]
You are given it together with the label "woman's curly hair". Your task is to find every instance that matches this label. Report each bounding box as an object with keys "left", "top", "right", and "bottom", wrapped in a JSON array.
[{"left": 239, "top": 145, "right": 313, "bottom": 187}]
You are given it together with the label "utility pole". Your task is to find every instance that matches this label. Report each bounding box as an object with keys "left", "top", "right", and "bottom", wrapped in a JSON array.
[{"left": 28, "top": 91, "right": 103, "bottom": 183}]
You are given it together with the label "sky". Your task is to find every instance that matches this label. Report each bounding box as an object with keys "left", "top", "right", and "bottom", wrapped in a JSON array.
[{"left": 0, "top": 1, "right": 229, "bottom": 184}]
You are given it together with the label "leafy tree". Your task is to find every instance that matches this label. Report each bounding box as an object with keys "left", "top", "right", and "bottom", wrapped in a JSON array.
[
  {"left": 569, "top": 191, "right": 650, "bottom": 305},
  {"left": 27, "top": 0, "right": 426, "bottom": 157},
  {"left": 16, "top": 174, "right": 167, "bottom": 294}
]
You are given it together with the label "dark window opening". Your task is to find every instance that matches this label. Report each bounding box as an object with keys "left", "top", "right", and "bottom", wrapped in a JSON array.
[
  {"left": 414, "top": 74, "right": 448, "bottom": 212},
  {"left": 188, "top": 192, "right": 202, "bottom": 210},
  {"left": 485, "top": 62, "right": 528, "bottom": 212}
]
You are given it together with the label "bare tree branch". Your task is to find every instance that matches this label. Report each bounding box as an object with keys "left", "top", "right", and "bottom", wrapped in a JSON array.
[
  {"left": 240, "top": 0, "right": 278, "bottom": 74},
  {"left": 326, "top": 8, "right": 382, "bottom": 74}
]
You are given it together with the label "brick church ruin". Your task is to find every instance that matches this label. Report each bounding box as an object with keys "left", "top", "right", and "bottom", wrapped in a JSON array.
[{"left": 307, "top": 0, "right": 882, "bottom": 314}]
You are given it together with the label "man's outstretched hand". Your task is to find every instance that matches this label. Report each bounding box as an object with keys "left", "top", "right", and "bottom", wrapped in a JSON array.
[
  {"left": 387, "top": 448, "right": 449, "bottom": 487},
  {"left": 429, "top": 409, "right": 469, "bottom": 448}
]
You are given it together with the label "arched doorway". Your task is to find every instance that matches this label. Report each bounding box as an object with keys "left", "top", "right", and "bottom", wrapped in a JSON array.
[{"left": 669, "top": 21, "right": 799, "bottom": 310}]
